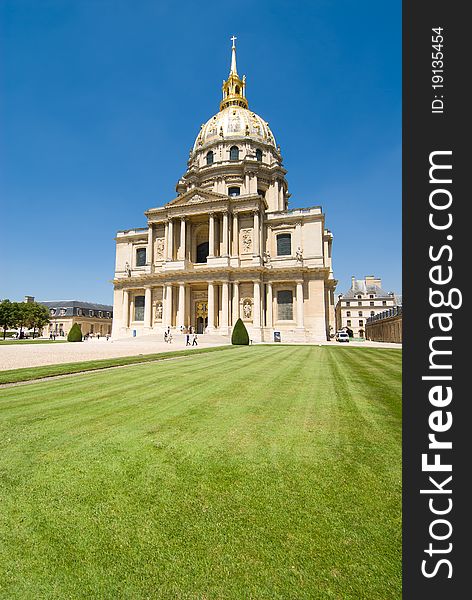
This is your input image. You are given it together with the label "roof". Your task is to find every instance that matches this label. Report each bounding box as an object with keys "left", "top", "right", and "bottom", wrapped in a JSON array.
[
  {"left": 342, "top": 281, "right": 392, "bottom": 298},
  {"left": 38, "top": 300, "right": 113, "bottom": 311}
]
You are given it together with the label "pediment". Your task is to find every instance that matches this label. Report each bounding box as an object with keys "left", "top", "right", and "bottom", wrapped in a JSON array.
[{"left": 165, "top": 188, "right": 228, "bottom": 207}]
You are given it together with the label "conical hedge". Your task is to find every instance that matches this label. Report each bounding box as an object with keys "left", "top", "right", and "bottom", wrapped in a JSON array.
[
  {"left": 231, "top": 318, "right": 249, "bottom": 345},
  {"left": 67, "top": 323, "right": 83, "bottom": 342}
]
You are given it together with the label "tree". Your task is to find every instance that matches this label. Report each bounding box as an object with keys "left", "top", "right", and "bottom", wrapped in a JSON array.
[
  {"left": 26, "top": 303, "right": 50, "bottom": 339},
  {"left": 231, "top": 318, "right": 249, "bottom": 345},
  {"left": 0, "top": 299, "right": 18, "bottom": 339},
  {"left": 15, "top": 302, "right": 31, "bottom": 339},
  {"left": 67, "top": 323, "right": 83, "bottom": 342}
]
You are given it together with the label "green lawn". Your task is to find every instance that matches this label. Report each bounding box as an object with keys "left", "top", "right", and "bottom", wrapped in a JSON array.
[{"left": 0, "top": 346, "right": 401, "bottom": 600}]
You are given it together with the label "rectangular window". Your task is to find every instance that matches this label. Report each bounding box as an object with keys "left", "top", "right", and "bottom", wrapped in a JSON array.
[
  {"left": 359, "top": 320, "right": 364, "bottom": 326},
  {"left": 382, "top": 300, "right": 387, "bottom": 306},
  {"left": 358, "top": 311, "right": 363, "bottom": 317},
  {"left": 370, "top": 301, "right": 374, "bottom": 306},
  {"left": 347, "top": 320, "right": 351, "bottom": 326},
  {"left": 346, "top": 301, "right": 350, "bottom": 307},
  {"left": 277, "top": 290, "right": 293, "bottom": 320},
  {"left": 276, "top": 234, "right": 291, "bottom": 256},
  {"left": 136, "top": 248, "right": 147, "bottom": 267},
  {"left": 346, "top": 311, "right": 351, "bottom": 317},
  {"left": 134, "top": 295, "right": 145, "bottom": 321}
]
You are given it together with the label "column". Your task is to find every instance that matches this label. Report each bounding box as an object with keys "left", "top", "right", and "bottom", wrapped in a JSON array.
[
  {"left": 232, "top": 212, "right": 239, "bottom": 256},
  {"left": 222, "top": 212, "right": 229, "bottom": 256},
  {"left": 253, "top": 280, "right": 261, "bottom": 327},
  {"left": 207, "top": 281, "right": 215, "bottom": 330},
  {"left": 232, "top": 281, "right": 240, "bottom": 324},
  {"left": 147, "top": 225, "right": 154, "bottom": 268},
  {"left": 165, "top": 284, "right": 173, "bottom": 327},
  {"left": 253, "top": 210, "right": 260, "bottom": 256},
  {"left": 209, "top": 213, "right": 215, "bottom": 257},
  {"left": 266, "top": 282, "right": 273, "bottom": 328},
  {"left": 221, "top": 281, "right": 229, "bottom": 329},
  {"left": 279, "top": 182, "right": 284, "bottom": 209},
  {"left": 297, "top": 281, "right": 304, "bottom": 328},
  {"left": 123, "top": 289, "right": 129, "bottom": 327},
  {"left": 167, "top": 219, "right": 174, "bottom": 260},
  {"left": 144, "top": 286, "right": 152, "bottom": 328},
  {"left": 179, "top": 218, "right": 186, "bottom": 260},
  {"left": 296, "top": 221, "right": 302, "bottom": 254},
  {"left": 274, "top": 180, "right": 280, "bottom": 209},
  {"left": 177, "top": 283, "right": 185, "bottom": 328}
]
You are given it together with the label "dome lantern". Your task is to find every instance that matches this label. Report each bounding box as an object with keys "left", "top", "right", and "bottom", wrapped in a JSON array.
[{"left": 220, "top": 36, "right": 248, "bottom": 111}]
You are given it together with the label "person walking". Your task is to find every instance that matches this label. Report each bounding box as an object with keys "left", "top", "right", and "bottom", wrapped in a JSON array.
[
  {"left": 186, "top": 332, "right": 191, "bottom": 346},
  {"left": 192, "top": 333, "right": 198, "bottom": 346},
  {"left": 164, "top": 331, "right": 168, "bottom": 343}
]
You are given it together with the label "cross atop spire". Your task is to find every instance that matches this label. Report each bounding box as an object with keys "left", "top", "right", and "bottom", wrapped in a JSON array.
[{"left": 230, "top": 35, "right": 238, "bottom": 75}]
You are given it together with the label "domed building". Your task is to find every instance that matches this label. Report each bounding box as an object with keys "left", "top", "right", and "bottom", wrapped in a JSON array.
[{"left": 112, "top": 39, "right": 337, "bottom": 342}]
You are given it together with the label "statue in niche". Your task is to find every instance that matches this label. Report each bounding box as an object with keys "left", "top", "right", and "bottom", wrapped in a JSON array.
[
  {"left": 263, "top": 250, "right": 271, "bottom": 265},
  {"left": 296, "top": 247, "right": 303, "bottom": 262},
  {"left": 155, "top": 302, "right": 163, "bottom": 320},
  {"left": 243, "top": 299, "right": 252, "bottom": 320},
  {"left": 125, "top": 262, "right": 131, "bottom": 277}
]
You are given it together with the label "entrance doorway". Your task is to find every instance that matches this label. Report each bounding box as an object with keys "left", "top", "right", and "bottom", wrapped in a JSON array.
[
  {"left": 195, "top": 299, "right": 208, "bottom": 333},
  {"left": 196, "top": 316, "right": 208, "bottom": 334}
]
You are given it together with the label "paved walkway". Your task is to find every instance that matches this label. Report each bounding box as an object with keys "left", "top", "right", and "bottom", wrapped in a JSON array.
[
  {"left": 0, "top": 334, "right": 401, "bottom": 371},
  {"left": 0, "top": 335, "right": 230, "bottom": 371}
]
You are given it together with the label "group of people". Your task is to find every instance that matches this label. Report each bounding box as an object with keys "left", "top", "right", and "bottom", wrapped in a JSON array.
[
  {"left": 164, "top": 326, "right": 198, "bottom": 346},
  {"left": 83, "top": 332, "right": 110, "bottom": 341}
]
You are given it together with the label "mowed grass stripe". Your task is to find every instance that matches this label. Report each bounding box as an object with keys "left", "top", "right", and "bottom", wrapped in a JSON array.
[{"left": 0, "top": 346, "right": 401, "bottom": 599}]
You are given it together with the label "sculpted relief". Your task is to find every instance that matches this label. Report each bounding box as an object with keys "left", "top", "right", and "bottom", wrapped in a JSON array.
[
  {"left": 241, "top": 229, "right": 253, "bottom": 254},
  {"left": 155, "top": 238, "right": 165, "bottom": 261}
]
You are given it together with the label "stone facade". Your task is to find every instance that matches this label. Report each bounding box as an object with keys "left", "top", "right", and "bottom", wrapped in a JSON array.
[
  {"left": 366, "top": 307, "right": 402, "bottom": 343},
  {"left": 112, "top": 40, "right": 337, "bottom": 343},
  {"left": 335, "top": 276, "right": 397, "bottom": 338}
]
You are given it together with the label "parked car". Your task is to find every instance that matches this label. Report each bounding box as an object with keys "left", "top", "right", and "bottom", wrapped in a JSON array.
[{"left": 336, "top": 331, "right": 350, "bottom": 343}]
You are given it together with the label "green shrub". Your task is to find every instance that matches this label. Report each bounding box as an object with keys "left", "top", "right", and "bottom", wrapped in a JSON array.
[
  {"left": 231, "top": 318, "right": 249, "bottom": 345},
  {"left": 67, "top": 323, "right": 83, "bottom": 342}
]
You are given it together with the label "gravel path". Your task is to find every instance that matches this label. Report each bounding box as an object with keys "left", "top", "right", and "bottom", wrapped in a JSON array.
[{"left": 0, "top": 335, "right": 230, "bottom": 371}]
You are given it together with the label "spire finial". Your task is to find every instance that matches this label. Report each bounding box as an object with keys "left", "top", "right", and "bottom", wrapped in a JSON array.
[
  {"left": 230, "top": 35, "right": 238, "bottom": 75},
  {"left": 220, "top": 36, "right": 248, "bottom": 111}
]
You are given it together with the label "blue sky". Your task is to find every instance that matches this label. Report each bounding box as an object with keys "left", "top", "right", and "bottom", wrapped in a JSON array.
[{"left": 0, "top": 0, "right": 401, "bottom": 304}]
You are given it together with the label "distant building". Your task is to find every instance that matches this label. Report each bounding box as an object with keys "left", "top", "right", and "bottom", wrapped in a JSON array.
[
  {"left": 366, "top": 306, "right": 402, "bottom": 343},
  {"left": 34, "top": 298, "right": 113, "bottom": 337},
  {"left": 335, "top": 276, "right": 398, "bottom": 338}
]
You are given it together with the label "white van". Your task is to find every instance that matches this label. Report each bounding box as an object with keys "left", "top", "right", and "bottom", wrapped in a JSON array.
[{"left": 336, "top": 331, "right": 350, "bottom": 343}]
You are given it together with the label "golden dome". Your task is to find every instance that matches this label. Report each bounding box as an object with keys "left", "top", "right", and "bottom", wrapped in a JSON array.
[
  {"left": 193, "top": 105, "right": 276, "bottom": 152},
  {"left": 192, "top": 37, "right": 277, "bottom": 152}
]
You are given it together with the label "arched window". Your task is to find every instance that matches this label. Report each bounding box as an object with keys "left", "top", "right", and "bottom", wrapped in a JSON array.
[
  {"left": 277, "top": 290, "right": 293, "bottom": 320},
  {"left": 276, "top": 233, "right": 291, "bottom": 256},
  {"left": 255, "top": 149, "right": 262, "bottom": 162},
  {"left": 235, "top": 86, "right": 240, "bottom": 94},
  {"left": 134, "top": 296, "right": 145, "bottom": 321},
  {"left": 228, "top": 186, "right": 240, "bottom": 197},
  {"left": 196, "top": 241, "right": 209, "bottom": 264},
  {"left": 206, "top": 151, "right": 214, "bottom": 165},
  {"left": 370, "top": 311, "right": 375, "bottom": 317},
  {"left": 229, "top": 146, "right": 240, "bottom": 161}
]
